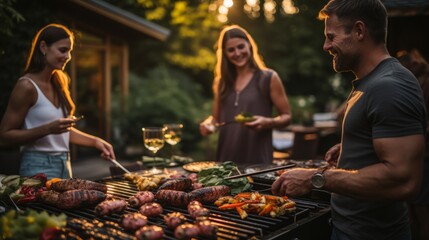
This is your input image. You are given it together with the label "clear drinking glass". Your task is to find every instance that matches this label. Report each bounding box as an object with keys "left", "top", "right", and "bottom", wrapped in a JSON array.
[
  {"left": 142, "top": 127, "right": 165, "bottom": 171},
  {"left": 163, "top": 123, "right": 183, "bottom": 158}
]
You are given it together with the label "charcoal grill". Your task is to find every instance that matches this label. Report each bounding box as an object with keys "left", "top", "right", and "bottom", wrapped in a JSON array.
[{"left": 24, "top": 176, "right": 331, "bottom": 240}]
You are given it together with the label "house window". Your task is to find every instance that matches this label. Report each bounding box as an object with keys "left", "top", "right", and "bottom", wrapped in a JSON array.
[{"left": 70, "top": 31, "right": 128, "bottom": 159}]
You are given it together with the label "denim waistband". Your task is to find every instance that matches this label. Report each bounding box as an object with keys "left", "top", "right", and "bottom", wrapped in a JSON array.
[{"left": 22, "top": 151, "right": 69, "bottom": 156}]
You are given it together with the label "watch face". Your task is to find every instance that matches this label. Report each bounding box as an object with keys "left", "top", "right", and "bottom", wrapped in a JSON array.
[{"left": 311, "top": 173, "right": 325, "bottom": 189}]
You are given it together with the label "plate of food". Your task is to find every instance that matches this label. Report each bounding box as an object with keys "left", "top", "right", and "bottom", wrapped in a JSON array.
[
  {"left": 234, "top": 112, "right": 256, "bottom": 123},
  {"left": 182, "top": 161, "right": 219, "bottom": 172}
]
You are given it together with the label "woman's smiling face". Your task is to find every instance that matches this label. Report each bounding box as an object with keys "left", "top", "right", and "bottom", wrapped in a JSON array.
[
  {"left": 44, "top": 37, "right": 73, "bottom": 71},
  {"left": 224, "top": 37, "right": 251, "bottom": 68}
]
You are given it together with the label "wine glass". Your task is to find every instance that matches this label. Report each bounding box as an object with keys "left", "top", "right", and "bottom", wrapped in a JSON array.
[
  {"left": 163, "top": 123, "right": 183, "bottom": 159},
  {"left": 142, "top": 127, "right": 165, "bottom": 172}
]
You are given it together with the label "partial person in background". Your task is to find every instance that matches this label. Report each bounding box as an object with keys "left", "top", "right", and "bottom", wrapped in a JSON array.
[
  {"left": 397, "top": 49, "right": 429, "bottom": 240},
  {"left": 0, "top": 23, "right": 115, "bottom": 179},
  {"left": 199, "top": 25, "right": 291, "bottom": 167},
  {"left": 272, "top": 0, "right": 427, "bottom": 239}
]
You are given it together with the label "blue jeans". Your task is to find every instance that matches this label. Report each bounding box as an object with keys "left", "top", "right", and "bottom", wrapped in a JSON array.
[{"left": 20, "top": 151, "right": 71, "bottom": 179}]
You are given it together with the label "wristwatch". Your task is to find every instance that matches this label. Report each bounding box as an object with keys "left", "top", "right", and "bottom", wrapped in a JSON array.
[{"left": 311, "top": 166, "right": 329, "bottom": 189}]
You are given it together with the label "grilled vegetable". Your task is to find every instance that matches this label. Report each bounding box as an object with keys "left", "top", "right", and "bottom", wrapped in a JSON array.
[
  {"left": 216, "top": 191, "right": 296, "bottom": 219},
  {"left": 0, "top": 209, "right": 66, "bottom": 240}
]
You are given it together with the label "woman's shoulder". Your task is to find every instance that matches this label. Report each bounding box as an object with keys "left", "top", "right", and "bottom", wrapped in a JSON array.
[{"left": 12, "top": 76, "right": 38, "bottom": 98}]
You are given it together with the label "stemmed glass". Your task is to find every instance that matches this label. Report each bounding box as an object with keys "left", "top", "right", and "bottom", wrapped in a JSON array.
[
  {"left": 163, "top": 123, "right": 183, "bottom": 159},
  {"left": 142, "top": 127, "right": 165, "bottom": 173}
]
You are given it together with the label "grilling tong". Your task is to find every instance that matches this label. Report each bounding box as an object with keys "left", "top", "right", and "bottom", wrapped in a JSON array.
[
  {"left": 109, "top": 158, "right": 131, "bottom": 173},
  {"left": 224, "top": 163, "right": 296, "bottom": 180}
]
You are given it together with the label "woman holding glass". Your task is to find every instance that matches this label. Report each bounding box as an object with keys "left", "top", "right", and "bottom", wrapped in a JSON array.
[{"left": 199, "top": 25, "right": 292, "bottom": 167}]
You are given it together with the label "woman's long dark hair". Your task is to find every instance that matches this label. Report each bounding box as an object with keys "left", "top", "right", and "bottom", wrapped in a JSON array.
[
  {"left": 24, "top": 23, "right": 75, "bottom": 116},
  {"left": 213, "top": 25, "right": 267, "bottom": 101}
]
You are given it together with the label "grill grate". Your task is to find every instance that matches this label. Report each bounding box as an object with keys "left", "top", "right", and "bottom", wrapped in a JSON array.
[{"left": 25, "top": 177, "right": 331, "bottom": 240}]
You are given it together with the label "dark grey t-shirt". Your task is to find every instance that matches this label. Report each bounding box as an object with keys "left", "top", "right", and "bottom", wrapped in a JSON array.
[{"left": 332, "top": 58, "right": 427, "bottom": 240}]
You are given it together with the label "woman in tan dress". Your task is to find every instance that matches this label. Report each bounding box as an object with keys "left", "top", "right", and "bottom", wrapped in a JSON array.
[{"left": 199, "top": 25, "right": 291, "bottom": 167}]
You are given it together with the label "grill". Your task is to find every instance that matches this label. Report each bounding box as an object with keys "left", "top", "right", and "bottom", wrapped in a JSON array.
[{"left": 24, "top": 176, "right": 331, "bottom": 240}]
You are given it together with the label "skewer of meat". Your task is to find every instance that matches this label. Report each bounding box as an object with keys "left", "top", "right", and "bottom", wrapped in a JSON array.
[
  {"left": 51, "top": 178, "right": 107, "bottom": 193},
  {"left": 139, "top": 202, "right": 163, "bottom": 217},
  {"left": 95, "top": 199, "right": 128, "bottom": 216},
  {"left": 128, "top": 191, "right": 154, "bottom": 207},
  {"left": 120, "top": 212, "right": 148, "bottom": 231},
  {"left": 37, "top": 189, "right": 106, "bottom": 209},
  {"left": 188, "top": 185, "right": 231, "bottom": 203},
  {"left": 155, "top": 190, "right": 190, "bottom": 206},
  {"left": 164, "top": 212, "right": 187, "bottom": 230},
  {"left": 174, "top": 223, "right": 200, "bottom": 240},
  {"left": 157, "top": 178, "right": 192, "bottom": 191},
  {"left": 135, "top": 225, "right": 164, "bottom": 240}
]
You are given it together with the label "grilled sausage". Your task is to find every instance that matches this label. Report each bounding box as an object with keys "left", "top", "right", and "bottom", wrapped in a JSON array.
[
  {"left": 120, "top": 212, "right": 148, "bottom": 231},
  {"left": 128, "top": 191, "right": 154, "bottom": 207},
  {"left": 139, "top": 202, "right": 163, "bottom": 217},
  {"left": 158, "top": 178, "right": 192, "bottom": 191},
  {"left": 135, "top": 225, "right": 164, "bottom": 240},
  {"left": 36, "top": 190, "right": 60, "bottom": 204},
  {"left": 197, "top": 219, "right": 218, "bottom": 238},
  {"left": 155, "top": 190, "right": 190, "bottom": 206},
  {"left": 37, "top": 189, "right": 106, "bottom": 209},
  {"left": 51, "top": 178, "right": 107, "bottom": 193},
  {"left": 164, "top": 212, "right": 187, "bottom": 230},
  {"left": 95, "top": 199, "right": 127, "bottom": 216},
  {"left": 188, "top": 185, "right": 231, "bottom": 203},
  {"left": 174, "top": 223, "right": 200, "bottom": 240}
]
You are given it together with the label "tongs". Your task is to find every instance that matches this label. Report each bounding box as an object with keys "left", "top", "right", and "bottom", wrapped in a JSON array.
[
  {"left": 109, "top": 158, "right": 131, "bottom": 174},
  {"left": 224, "top": 163, "right": 296, "bottom": 180}
]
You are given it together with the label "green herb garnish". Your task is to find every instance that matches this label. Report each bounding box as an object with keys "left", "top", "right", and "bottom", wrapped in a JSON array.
[{"left": 197, "top": 161, "right": 252, "bottom": 194}]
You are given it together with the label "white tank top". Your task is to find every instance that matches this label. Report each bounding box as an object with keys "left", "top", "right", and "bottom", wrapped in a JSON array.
[{"left": 21, "top": 77, "right": 69, "bottom": 152}]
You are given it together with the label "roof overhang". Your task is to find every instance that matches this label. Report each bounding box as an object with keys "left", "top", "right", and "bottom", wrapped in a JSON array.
[{"left": 63, "top": 0, "right": 170, "bottom": 41}]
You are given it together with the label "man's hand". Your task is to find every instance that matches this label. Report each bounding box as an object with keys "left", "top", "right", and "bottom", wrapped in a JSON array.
[
  {"left": 271, "top": 168, "right": 315, "bottom": 197},
  {"left": 324, "top": 143, "right": 341, "bottom": 167}
]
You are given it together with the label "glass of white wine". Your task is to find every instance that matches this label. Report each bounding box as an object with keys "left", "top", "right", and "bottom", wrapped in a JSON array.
[
  {"left": 163, "top": 123, "right": 183, "bottom": 159},
  {"left": 142, "top": 127, "right": 165, "bottom": 171}
]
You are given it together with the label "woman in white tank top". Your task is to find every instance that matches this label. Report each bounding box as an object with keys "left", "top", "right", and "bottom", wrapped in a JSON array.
[{"left": 0, "top": 23, "right": 116, "bottom": 179}]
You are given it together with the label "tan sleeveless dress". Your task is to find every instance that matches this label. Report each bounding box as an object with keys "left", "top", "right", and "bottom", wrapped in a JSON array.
[{"left": 216, "top": 69, "right": 273, "bottom": 168}]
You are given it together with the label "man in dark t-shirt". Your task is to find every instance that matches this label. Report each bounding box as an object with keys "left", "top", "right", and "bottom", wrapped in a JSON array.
[{"left": 272, "top": 0, "right": 427, "bottom": 240}]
